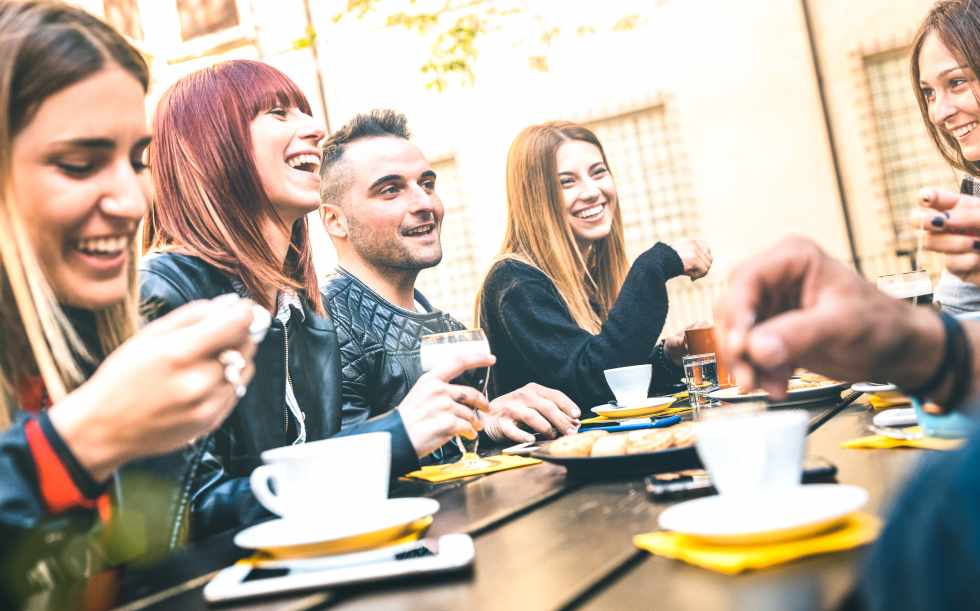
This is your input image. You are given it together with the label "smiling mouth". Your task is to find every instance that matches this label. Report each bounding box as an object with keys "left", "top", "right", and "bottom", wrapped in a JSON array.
[
  {"left": 572, "top": 204, "right": 606, "bottom": 220},
  {"left": 402, "top": 223, "right": 436, "bottom": 237},
  {"left": 952, "top": 122, "right": 978, "bottom": 139},
  {"left": 75, "top": 235, "right": 130, "bottom": 258},
  {"left": 286, "top": 153, "right": 320, "bottom": 174}
]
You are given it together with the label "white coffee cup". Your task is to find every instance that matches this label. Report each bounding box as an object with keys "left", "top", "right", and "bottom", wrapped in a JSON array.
[
  {"left": 249, "top": 432, "right": 391, "bottom": 520},
  {"left": 694, "top": 408, "right": 808, "bottom": 496},
  {"left": 603, "top": 364, "right": 653, "bottom": 405}
]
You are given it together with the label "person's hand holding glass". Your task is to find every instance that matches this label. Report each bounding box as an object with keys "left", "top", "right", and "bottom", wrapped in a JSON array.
[{"left": 419, "top": 329, "right": 496, "bottom": 471}]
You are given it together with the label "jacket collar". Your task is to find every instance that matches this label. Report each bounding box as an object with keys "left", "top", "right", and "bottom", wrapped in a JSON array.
[{"left": 335, "top": 266, "right": 439, "bottom": 318}]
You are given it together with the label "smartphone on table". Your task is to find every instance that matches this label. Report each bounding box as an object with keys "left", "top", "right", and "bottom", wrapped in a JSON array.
[
  {"left": 204, "top": 534, "right": 474, "bottom": 604},
  {"left": 644, "top": 457, "right": 838, "bottom": 502}
]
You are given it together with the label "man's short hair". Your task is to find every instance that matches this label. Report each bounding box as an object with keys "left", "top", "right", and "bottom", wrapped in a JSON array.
[{"left": 319, "top": 109, "right": 411, "bottom": 207}]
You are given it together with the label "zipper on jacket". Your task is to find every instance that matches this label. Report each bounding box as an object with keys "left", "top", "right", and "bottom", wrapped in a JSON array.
[{"left": 283, "top": 323, "right": 290, "bottom": 434}]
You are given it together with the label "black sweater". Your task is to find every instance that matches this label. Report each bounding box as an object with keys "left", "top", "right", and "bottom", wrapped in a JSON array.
[{"left": 479, "top": 242, "right": 685, "bottom": 410}]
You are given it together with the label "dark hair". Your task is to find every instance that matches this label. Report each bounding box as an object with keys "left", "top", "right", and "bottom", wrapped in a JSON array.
[
  {"left": 3, "top": 0, "right": 149, "bottom": 137},
  {"left": 319, "top": 109, "right": 411, "bottom": 205},
  {"left": 147, "top": 59, "right": 323, "bottom": 313},
  {"left": 911, "top": 0, "right": 980, "bottom": 175}
]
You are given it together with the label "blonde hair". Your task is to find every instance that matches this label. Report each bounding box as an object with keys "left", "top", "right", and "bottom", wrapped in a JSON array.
[
  {"left": 0, "top": 1, "right": 147, "bottom": 425},
  {"left": 476, "top": 122, "right": 629, "bottom": 333}
]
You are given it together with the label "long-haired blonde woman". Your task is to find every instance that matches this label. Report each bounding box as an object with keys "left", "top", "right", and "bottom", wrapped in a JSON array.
[
  {"left": 476, "top": 122, "right": 711, "bottom": 409},
  {"left": 0, "top": 0, "right": 256, "bottom": 601}
]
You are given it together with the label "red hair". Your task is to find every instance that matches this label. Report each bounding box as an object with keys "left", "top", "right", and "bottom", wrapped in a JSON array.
[{"left": 146, "top": 59, "right": 322, "bottom": 312}]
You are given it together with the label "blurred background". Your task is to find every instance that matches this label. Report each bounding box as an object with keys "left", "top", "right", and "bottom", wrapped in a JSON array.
[{"left": 76, "top": 0, "right": 944, "bottom": 332}]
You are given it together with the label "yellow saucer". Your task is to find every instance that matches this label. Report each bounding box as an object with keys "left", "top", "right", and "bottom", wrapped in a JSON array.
[
  {"left": 235, "top": 497, "right": 439, "bottom": 559},
  {"left": 258, "top": 516, "right": 433, "bottom": 559},
  {"left": 593, "top": 397, "right": 676, "bottom": 419}
]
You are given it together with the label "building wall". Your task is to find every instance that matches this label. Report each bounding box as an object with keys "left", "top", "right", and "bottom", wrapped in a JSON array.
[{"left": 82, "top": 0, "right": 948, "bottom": 331}]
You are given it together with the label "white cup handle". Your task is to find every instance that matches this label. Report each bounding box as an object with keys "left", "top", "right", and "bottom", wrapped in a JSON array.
[{"left": 250, "top": 465, "right": 286, "bottom": 516}]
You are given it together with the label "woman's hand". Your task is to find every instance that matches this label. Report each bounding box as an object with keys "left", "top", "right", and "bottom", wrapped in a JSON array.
[
  {"left": 397, "top": 352, "right": 495, "bottom": 458},
  {"left": 481, "top": 383, "right": 580, "bottom": 442},
  {"left": 670, "top": 239, "right": 713, "bottom": 280},
  {"left": 915, "top": 187, "right": 980, "bottom": 284},
  {"left": 49, "top": 295, "right": 257, "bottom": 482}
]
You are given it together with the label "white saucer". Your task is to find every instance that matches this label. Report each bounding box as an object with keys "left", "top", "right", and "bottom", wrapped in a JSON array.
[
  {"left": 658, "top": 484, "right": 868, "bottom": 545},
  {"left": 851, "top": 382, "right": 898, "bottom": 393},
  {"left": 235, "top": 497, "right": 439, "bottom": 552},
  {"left": 872, "top": 407, "right": 917, "bottom": 428}
]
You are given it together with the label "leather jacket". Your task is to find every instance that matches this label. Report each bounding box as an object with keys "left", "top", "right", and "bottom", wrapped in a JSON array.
[
  {"left": 139, "top": 253, "right": 346, "bottom": 538},
  {"left": 323, "top": 268, "right": 465, "bottom": 467},
  {"left": 0, "top": 312, "right": 196, "bottom": 605}
]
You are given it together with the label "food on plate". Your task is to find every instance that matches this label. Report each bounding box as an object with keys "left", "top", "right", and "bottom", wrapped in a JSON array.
[
  {"left": 590, "top": 434, "right": 628, "bottom": 457},
  {"left": 547, "top": 423, "right": 695, "bottom": 458},
  {"left": 548, "top": 430, "right": 609, "bottom": 457},
  {"left": 625, "top": 429, "right": 673, "bottom": 454},
  {"left": 732, "top": 371, "right": 844, "bottom": 395}
]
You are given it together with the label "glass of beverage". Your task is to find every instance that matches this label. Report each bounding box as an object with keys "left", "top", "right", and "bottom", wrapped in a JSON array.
[
  {"left": 683, "top": 353, "right": 720, "bottom": 411},
  {"left": 419, "top": 329, "right": 494, "bottom": 471},
  {"left": 684, "top": 325, "right": 734, "bottom": 387},
  {"left": 876, "top": 270, "right": 934, "bottom": 306}
]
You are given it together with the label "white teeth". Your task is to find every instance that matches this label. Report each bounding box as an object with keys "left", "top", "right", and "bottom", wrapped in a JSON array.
[
  {"left": 404, "top": 225, "right": 433, "bottom": 236},
  {"left": 77, "top": 235, "right": 128, "bottom": 254},
  {"left": 286, "top": 153, "right": 321, "bottom": 171},
  {"left": 573, "top": 205, "right": 604, "bottom": 220},
  {"left": 953, "top": 122, "right": 978, "bottom": 138}
]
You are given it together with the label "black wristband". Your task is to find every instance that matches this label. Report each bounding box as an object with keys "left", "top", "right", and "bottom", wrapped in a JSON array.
[{"left": 906, "top": 310, "right": 972, "bottom": 410}]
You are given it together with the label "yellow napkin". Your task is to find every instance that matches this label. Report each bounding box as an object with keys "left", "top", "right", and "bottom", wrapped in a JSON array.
[
  {"left": 865, "top": 392, "right": 911, "bottom": 410},
  {"left": 402, "top": 454, "right": 541, "bottom": 483},
  {"left": 842, "top": 427, "right": 964, "bottom": 451},
  {"left": 633, "top": 512, "right": 881, "bottom": 575}
]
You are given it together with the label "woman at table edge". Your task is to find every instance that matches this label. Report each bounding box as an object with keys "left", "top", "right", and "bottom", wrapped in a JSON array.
[
  {"left": 914, "top": 0, "right": 980, "bottom": 314},
  {"left": 0, "top": 0, "right": 258, "bottom": 602},
  {"left": 475, "top": 121, "right": 713, "bottom": 410}
]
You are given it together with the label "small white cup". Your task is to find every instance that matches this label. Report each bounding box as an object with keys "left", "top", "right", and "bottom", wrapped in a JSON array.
[
  {"left": 603, "top": 364, "right": 653, "bottom": 405},
  {"left": 249, "top": 432, "right": 391, "bottom": 520},
  {"left": 694, "top": 408, "right": 808, "bottom": 496}
]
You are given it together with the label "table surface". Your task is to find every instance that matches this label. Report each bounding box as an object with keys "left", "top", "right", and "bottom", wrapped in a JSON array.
[{"left": 102, "top": 402, "right": 924, "bottom": 611}]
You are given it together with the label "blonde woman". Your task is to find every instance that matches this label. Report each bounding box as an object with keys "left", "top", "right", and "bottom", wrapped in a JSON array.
[
  {"left": 0, "top": 0, "right": 256, "bottom": 600},
  {"left": 476, "top": 122, "right": 711, "bottom": 409}
]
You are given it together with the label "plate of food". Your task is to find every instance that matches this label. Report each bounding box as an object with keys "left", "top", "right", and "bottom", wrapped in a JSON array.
[
  {"left": 530, "top": 423, "right": 701, "bottom": 479},
  {"left": 708, "top": 371, "right": 849, "bottom": 403}
]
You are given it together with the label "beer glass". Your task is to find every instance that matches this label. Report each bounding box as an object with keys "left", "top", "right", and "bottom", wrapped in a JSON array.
[
  {"left": 684, "top": 325, "right": 734, "bottom": 386},
  {"left": 419, "top": 329, "right": 494, "bottom": 471}
]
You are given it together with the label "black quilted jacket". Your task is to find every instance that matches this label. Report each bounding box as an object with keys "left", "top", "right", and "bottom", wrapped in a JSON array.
[{"left": 323, "top": 268, "right": 465, "bottom": 458}]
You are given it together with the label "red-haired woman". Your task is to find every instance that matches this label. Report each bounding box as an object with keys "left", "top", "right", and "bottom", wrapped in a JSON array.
[{"left": 141, "top": 60, "right": 493, "bottom": 536}]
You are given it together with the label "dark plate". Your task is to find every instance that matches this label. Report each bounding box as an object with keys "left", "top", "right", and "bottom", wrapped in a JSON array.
[{"left": 530, "top": 444, "right": 701, "bottom": 480}]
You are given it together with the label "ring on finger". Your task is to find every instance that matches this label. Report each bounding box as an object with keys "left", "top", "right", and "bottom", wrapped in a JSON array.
[{"left": 220, "top": 349, "right": 246, "bottom": 386}]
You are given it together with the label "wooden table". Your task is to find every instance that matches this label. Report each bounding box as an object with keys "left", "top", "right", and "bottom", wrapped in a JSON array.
[{"left": 106, "top": 402, "right": 924, "bottom": 611}]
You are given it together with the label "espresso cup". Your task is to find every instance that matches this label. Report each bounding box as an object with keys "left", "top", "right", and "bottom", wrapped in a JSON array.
[
  {"left": 249, "top": 432, "right": 391, "bottom": 520},
  {"left": 603, "top": 364, "right": 653, "bottom": 405},
  {"left": 694, "top": 407, "right": 808, "bottom": 496}
]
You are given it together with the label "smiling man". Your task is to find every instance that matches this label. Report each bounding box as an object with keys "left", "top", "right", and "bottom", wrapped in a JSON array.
[{"left": 320, "top": 110, "right": 581, "bottom": 458}]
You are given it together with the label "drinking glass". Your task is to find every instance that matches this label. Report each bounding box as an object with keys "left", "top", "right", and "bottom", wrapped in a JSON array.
[
  {"left": 419, "top": 329, "right": 494, "bottom": 471},
  {"left": 876, "top": 270, "right": 933, "bottom": 306},
  {"left": 683, "top": 353, "right": 720, "bottom": 411}
]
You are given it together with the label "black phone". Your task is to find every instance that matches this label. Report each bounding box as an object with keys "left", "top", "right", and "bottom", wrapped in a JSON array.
[{"left": 644, "top": 457, "right": 838, "bottom": 502}]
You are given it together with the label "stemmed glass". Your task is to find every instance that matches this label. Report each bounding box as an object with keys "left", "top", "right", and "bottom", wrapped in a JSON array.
[{"left": 419, "top": 328, "right": 495, "bottom": 471}]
